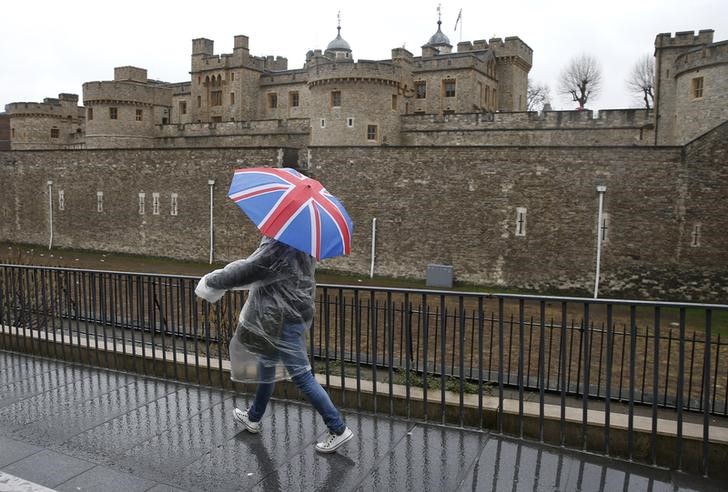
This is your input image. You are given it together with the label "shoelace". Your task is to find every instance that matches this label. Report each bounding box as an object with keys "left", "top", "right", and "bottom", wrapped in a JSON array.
[{"left": 323, "top": 432, "right": 337, "bottom": 446}]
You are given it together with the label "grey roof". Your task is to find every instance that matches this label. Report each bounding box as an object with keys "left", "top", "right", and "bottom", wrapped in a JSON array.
[
  {"left": 327, "top": 27, "right": 351, "bottom": 52},
  {"left": 426, "top": 20, "right": 451, "bottom": 47}
]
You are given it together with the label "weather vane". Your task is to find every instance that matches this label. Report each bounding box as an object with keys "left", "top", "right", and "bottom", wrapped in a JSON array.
[
  {"left": 337, "top": 10, "right": 341, "bottom": 29},
  {"left": 437, "top": 3, "right": 441, "bottom": 22}
]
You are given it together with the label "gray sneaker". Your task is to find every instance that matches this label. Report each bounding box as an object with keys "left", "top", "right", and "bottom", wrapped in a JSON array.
[
  {"left": 233, "top": 408, "right": 261, "bottom": 434},
  {"left": 315, "top": 427, "right": 353, "bottom": 453}
]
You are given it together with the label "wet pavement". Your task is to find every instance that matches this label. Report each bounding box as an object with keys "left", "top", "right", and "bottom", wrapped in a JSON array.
[{"left": 0, "top": 350, "right": 722, "bottom": 492}]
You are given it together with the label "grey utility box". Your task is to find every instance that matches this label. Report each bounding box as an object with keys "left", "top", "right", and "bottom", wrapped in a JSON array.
[{"left": 426, "top": 264, "right": 453, "bottom": 288}]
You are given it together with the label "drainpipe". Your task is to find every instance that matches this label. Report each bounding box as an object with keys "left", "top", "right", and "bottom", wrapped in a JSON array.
[
  {"left": 594, "top": 185, "right": 607, "bottom": 298},
  {"left": 370, "top": 217, "right": 377, "bottom": 278},
  {"left": 208, "top": 179, "right": 215, "bottom": 264},
  {"left": 47, "top": 180, "right": 53, "bottom": 250}
]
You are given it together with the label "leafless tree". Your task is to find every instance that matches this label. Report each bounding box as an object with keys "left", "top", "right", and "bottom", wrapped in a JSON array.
[
  {"left": 626, "top": 54, "right": 655, "bottom": 110},
  {"left": 527, "top": 78, "right": 551, "bottom": 111},
  {"left": 558, "top": 54, "right": 602, "bottom": 109}
]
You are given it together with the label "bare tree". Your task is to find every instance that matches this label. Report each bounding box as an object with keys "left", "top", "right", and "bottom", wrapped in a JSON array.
[
  {"left": 626, "top": 54, "right": 655, "bottom": 110},
  {"left": 558, "top": 54, "right": 602, "bottom": 109},
  {"left": 527, "top": 78, "right": 551, "bottom": 111}
]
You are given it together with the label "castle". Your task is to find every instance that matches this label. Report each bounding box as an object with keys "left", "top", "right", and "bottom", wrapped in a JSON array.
[
  {"left": 6, "top": 20, "right": 725, "bottom": 151},
  {"left": 1, "top": 22, "right": 727, "bottom": 302}
]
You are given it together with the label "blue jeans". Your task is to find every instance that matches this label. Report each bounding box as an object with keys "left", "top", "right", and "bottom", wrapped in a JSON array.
[{"left": 247, "top": 320, "right": 346, "bottom": 435}]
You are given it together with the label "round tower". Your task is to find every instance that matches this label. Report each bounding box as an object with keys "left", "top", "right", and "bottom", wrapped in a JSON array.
[
  {"left": 5, "top": 94, "right": 84, "bottom": 150},
  {"left": 309, "top": 18, "right": 406, "bottom": 146}
]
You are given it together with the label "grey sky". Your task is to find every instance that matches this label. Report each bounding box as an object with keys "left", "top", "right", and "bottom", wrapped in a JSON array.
[{"left": 1, "top": 0, "right": 726, "bottom": 111}]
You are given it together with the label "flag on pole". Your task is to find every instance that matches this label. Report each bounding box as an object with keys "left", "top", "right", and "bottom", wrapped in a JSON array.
[{"left": 454, "top": 8, "right": 462, "bottom": 31}]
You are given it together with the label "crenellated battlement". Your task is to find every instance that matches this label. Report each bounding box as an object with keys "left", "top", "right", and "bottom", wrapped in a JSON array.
[
  {"left": 674, "top": 40, "right": 728, "bottom": 75},
  {"left": 5, "top": 94, "right": 82, "bottom": 119},
  {"left": 655, "top": 29, "right": 714, "bottom": 48},
  {"left": 259, "top": 69, "right": 308, "bottom": 86},
  {"left": 307, "top": 60, "right": 405, "bottom": 86},
  {"left": 488, "top": 36, "right": 533, "bottom": 66}
]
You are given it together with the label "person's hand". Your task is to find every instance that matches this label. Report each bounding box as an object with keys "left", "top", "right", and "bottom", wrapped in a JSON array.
[{"left": 194, "top": 274, "right": 225, "bottom": 303}]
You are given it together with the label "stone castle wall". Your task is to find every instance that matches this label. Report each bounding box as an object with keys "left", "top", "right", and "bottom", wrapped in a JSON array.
[{"left": 2, "top": 125, "right": 726, "bottom": 301}]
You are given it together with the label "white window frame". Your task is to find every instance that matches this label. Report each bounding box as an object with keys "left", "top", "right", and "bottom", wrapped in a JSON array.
[
  {"left": 96, "top": 191, "right": 104, "bottom": 213},
  {"left": 58, "top": 190, "right": 65, "bottom": 211},
  {"left": 152, "top": 192, "right": 160, "bottom": 215},
  {"left": 320, "top": 119, "right": 326, "bottom": 128},
  {"left": 347, "top": 117, "right": 354, "bottom": 128},
  {"left": 138, "top": 193, "right": 145, "bottom": 215},
  {"left": 515, "top": 207, "right": 527, "bottom": 237},
  {"left": 170, "top": 193, "right": 178, "bottom": 216},
  {"left": 600, "top": 213, "right": 610, "bottom": 243}
]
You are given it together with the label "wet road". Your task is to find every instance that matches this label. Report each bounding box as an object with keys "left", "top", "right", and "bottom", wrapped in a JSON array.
[{"left": 0, "top": 350, "right": 721, "bottom": 491}]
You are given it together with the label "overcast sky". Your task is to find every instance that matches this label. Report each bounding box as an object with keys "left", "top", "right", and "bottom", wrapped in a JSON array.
[{"left": 1, "top": 0, "right": 726, "bottom": 111}]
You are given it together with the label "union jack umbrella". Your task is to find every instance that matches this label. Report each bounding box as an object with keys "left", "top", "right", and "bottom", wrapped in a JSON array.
[{"left": 228, "top": 167, "right": 353, "bottom": 260}]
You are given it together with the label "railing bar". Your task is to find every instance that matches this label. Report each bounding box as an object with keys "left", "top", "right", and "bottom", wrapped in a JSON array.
[
  {"left": 422, "top": 294, "right": 429, "bottom": 422},
  {"left": 676, "top": 308, "right": 685, "bottom": 470},
  {"left": 702, "top": 310, "right": 712, "bottom": 477},
  {"left": 582, "top": 303, "right": 590, "bottom": 451},
  {"left": 478, "top": 297, "right": 484, "bottom": 430},
  {"left": 459, "top": 296, "right": 465, "bottom": 427},
  {"left": 404, "top": 293, "right": 411, "bottom": 419},
  {"left": 518, "top": 299, "right": 525, "bottom": 438},
  {"left": 355, "top": 291, "right": 362, "bottom": 410},
  {"left": 641, "top": 325, "right": 649, "bottom": 405},
  {"left": 340, "top": 288, "right": 347, "bottom": 409},
  {"left": 688, "top": 332, "right": 696, "bottom": 412},
  {"left": 527, "top": 316, "right": 534, "bottom": 388},
  {"left": 440, "top": 295, "right": 446, "bottom": 425},
  {"left": 712, "top": 333, "right": 720, "bottom": 414},
  {"left": 539, "top": 300, "right": 545, "bottom": 442},
  {"left": 651, "top": 307, "right": 660, "bottom": 465},
  {"left": 628, "top": 305, "right": 637, "bottom": 460},
  {"left": 596, "top": 320, "right": 604, "bottom": 398},
  {"left": 560, "top": 302, "right": 567, "bottom": 447},
  {"left": 664, "top": 327, "right": 673, "bottom": 407},
  {"left": 371, "top": 292, "right": 377, "bottom": 414},
  {"left": 388, "top": 292, "right": 394, "bottom": 416},
  {"left": 498, "top": 298, "right": 504, "bottom": 434},
  {"left": 605, "top": 304, "right": 613, "bottom": 455}
]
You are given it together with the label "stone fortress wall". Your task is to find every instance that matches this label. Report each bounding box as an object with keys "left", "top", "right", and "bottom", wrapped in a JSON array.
[{"left": 1, "top": 121, "right": 726, "bottom": 301}]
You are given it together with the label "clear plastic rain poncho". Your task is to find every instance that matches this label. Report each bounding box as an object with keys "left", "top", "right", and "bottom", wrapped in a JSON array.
[{"left": 194, "top": 237, "right": 316, "bottom": 383}]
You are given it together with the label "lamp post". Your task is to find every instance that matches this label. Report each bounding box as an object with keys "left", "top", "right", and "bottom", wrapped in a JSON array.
[
  {"left": 47, "top": 180, "right": 54, "bottom": 251},
  {"left": 594, "top": 185, "right": 607, "bottom": 298},
  {"left": 208, "top": 179, "right": 215, "bottom": 264}
]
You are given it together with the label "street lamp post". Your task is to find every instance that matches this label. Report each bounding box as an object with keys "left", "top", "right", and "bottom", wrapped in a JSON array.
[{"left": 594, "top": 185, "right": 607, "bottom": 298}]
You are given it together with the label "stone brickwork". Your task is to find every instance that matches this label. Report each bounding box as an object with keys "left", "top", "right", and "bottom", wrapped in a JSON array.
[
  {"left": 5, "top": 94, "right": 84, "bottom": 150},
  {"left": 0, "top": 113, "right": 9, "bottom": 150},
  {"left": 1, "top": 123, "right": 726, "bottom": 301}
]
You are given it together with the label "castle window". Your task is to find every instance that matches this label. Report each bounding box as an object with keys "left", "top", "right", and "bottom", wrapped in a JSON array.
[
  {"left": 138, "top": 193, "right": 145, "bottom": 215},
  {"left": 691, "top": 223, "right": 701, "bottom": 247},
  {"left": 320, "top": 119, "right": 326, "bottom": 128},
  {"left": 136, "top": 109, "right": 143, "bottom": 121},
  {"left": 415, "top": 81, "right": 426, "bottom": 99},
  {"left": 230, "top": 92, "right": 235, "bottom": 105},
  {"left": 11, "top": 128, "right": 15, "bottom": 138},
  {"left": 109, "top": 108, "right": 118, "bottom": 120},
  {"left": 331, "top": 91, "right": 341, "bottom": 107},
  {"left": 152, "top": 193, "right": 160, "bottom": 215},
  {"left": 87, "top": 108, "right": 93, "bottom": 120},
  {"left": 96, "top": 191, "right": 104, "bottom": 213},
  {"left": 367, "top": 125, "right": 378, "bottom": 141},
  {"left": 211, "top": 91, "right": 222, "bottom": 107},
  {"left": 50, "top": 128, "right": 59, "bottom": 138},
  {"left": 347, "top": 117, "right": 354, "bottom": 128},
  {"left": 692, "top": 77, "right": 704, "bottom": 99},
  {"left": 515, "top": 207, "right": 527, "bottom": 237},
  {"left": 58, "top": 190, "right": 65, "bottom": 211},
  {"left": 180, "top": 101, "right": 187, "bottom": 115},
  {"left": 443, "top": 79, "right": 456, "bottom": 98},
  {"left": 391, "top": 95, "right": 397, "bottom": 111},
  {"left": 231, "top": 73, "right": 235, "bottom": 81},
  {"left": 289, "top": 92, "right": 299, "bottom": 107},
  {"left": 268, "top": 93, "right": 278, "bottom": 109},
  {"left": 170, "top": 193, "right": 178, "bottom": 216},
  {"left": 197, "top": 96, "right": 201, "bottom": 108},
  {"left": 211, "top": 116, "right": 222, "bottom": 123}
]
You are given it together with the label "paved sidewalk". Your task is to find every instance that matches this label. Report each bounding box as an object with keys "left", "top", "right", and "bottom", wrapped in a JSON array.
[{"left": 0, "top": 350, "right": 721, "bottom": 491}]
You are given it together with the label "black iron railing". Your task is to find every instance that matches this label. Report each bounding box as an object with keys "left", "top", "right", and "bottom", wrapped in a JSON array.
[{"left": 1, "top": 264, "right": 727, "bottom": 477}]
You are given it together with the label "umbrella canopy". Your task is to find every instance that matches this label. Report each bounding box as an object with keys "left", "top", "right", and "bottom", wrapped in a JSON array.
[{"left": 228, "top": 167, "right": 353, "bottom": 260}]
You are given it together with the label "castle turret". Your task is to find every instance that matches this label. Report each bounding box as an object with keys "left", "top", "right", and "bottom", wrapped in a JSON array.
[
  {"left": 422, "top": 7, "right": 452, "bottom": 56},
  {"left": 5, "top": 93, "right": 84, "bottom": 150},
  {"left": 324, "top": 13, "right": 353, "bottom": 61},
  {"left": 654, "top": 30, "right": 714, "bottom": 144}
]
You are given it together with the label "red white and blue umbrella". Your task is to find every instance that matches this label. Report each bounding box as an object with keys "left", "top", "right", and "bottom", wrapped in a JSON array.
[{"left": 228, "top": 167, "right": 353, "bottom": 260}]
